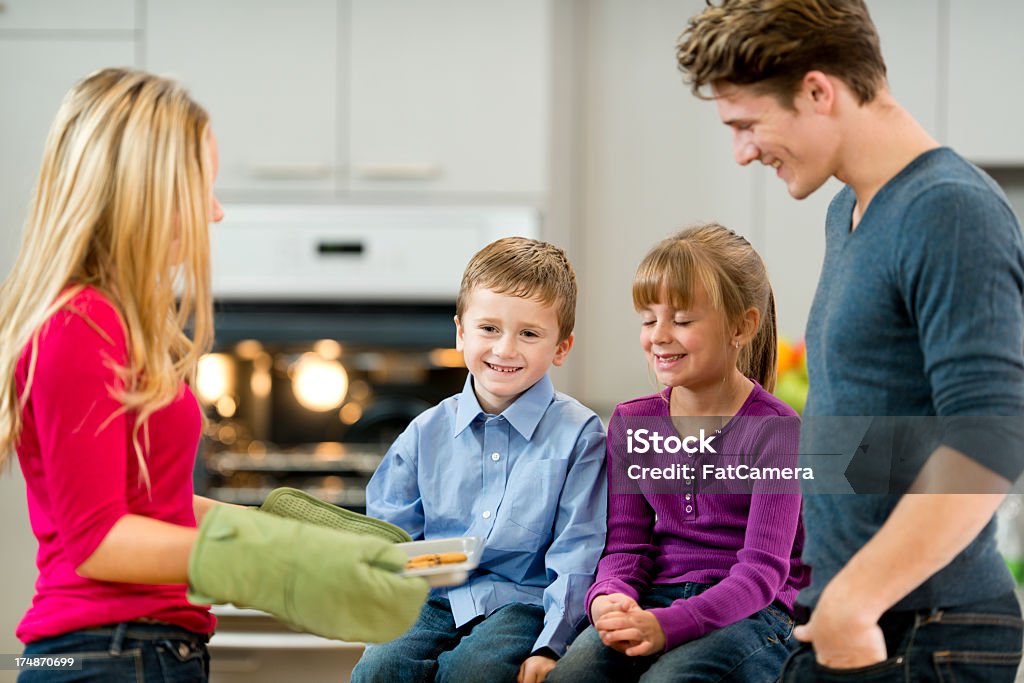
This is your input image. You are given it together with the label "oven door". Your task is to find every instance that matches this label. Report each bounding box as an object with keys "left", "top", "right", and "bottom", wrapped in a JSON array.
[{"left": 195, "top": 300, "right": 466, "bottom": 512}]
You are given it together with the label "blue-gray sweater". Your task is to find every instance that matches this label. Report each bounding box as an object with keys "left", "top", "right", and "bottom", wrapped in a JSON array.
[{"left": 800, "top": 147, "right": 1024, "bottom": 610}]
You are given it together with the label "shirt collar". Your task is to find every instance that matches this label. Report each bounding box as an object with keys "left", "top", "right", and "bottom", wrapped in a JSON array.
[{"left": 452, "top": 372, "right": 555, "bottom": 440}]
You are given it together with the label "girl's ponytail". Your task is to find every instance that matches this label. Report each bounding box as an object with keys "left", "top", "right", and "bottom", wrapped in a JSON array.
[{"left": 742, "top": 287, "right": 778, "bottom": 392}]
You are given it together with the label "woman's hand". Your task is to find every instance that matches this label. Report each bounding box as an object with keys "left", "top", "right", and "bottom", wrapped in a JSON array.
[
  {"left": 595, "top": 606, "right": 666, "bottom": 657},
  {"left": 589, "top": 592, "right": 639, "bottom": 623},
  {"left": 517, "top": 654, "right": 557, "bottom": 683}
]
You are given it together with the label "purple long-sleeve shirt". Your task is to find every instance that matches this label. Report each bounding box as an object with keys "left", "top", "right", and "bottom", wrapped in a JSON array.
[{"left": 586, "top": 382, "right": 809, "bottom": 650}]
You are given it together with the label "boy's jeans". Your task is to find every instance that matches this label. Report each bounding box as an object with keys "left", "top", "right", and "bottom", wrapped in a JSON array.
[
  {"left": 18, "top": 621, "right": 209, "bottom": 682},
  {"left": 780, "top": 592, "right": 1023, "bottom": 682},
  {"left": 351, "top": 594, "right": 545, "bottom": 683}
]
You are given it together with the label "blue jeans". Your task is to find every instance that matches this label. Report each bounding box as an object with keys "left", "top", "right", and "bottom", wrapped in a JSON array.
[
  {"left": 780, "top": 592, "right": 1023, "bottom": 682},
  {"left": 351, "top": 594, "right": 545, "bottom": 683},
  {"left": 18, "top": 621, "right": 209, "bottom": 682},
  {"left": 547, "top": 583, "right": 797, "bottom": 683}
]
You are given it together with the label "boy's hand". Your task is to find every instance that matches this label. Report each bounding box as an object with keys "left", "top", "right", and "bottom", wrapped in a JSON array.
[
  {"left": 595, "top": 606, "right": 666, "bottom": 657},
  {"left": 517, "top": 654, "right": 557, "bottom": 683},
  {"left": 589, "top": 592, "right": 639, "bottom": 623}
]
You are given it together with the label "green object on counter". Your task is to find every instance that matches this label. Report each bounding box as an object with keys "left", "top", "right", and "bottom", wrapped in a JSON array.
[
  {"left": 259, "top": 486, "right": 413, "bottom": 543},
  {"left": 1006, "top": 557, "right": 1024, "bottom": 585},
  {"left": 187, "top": 505, "right": 427, "bottom": 643}
]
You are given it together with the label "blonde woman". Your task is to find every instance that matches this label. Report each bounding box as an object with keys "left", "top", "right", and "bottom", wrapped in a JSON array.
[{"left": 0, "top": 68, "right": 426, "bottom": 682}]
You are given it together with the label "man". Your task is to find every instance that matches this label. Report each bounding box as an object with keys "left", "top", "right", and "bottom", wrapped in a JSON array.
[{"left": 677, "top": 1, "right": 1024, "bottom": 680}]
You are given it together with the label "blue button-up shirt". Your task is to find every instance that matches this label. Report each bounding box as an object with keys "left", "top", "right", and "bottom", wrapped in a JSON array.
[{"left": 366, "top": 373, "right": 607, "bottom": 656}]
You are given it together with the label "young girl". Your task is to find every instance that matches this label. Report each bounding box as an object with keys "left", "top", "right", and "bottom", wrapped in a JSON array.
[
  {"left": 547, "top": 224, "right": 808, "bottom": 682},
  {"left": 0, "top": 68, "right": 424, "bottom": 682}
]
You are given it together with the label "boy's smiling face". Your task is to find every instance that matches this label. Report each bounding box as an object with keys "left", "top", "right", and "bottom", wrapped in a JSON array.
[{"left": 455, "top": 287, "right": 573, "bottom": 415}]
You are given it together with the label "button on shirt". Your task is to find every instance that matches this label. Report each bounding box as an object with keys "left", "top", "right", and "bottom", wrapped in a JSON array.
[{"left": 367, "top": 373, "right": 608, "bottom": 656}]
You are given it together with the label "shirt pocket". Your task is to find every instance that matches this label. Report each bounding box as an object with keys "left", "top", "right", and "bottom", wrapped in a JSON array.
[{"left": 507, "top": 458, "right": 568, "bottom": 538}]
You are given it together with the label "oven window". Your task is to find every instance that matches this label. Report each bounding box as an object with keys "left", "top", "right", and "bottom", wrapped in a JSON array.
[{"left": 194, "top": 302, "right": 465, "bottom": 511}]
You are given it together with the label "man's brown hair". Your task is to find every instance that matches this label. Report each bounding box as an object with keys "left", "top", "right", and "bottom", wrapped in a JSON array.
[
  {"left": 456, "top": 237, "right": 577, "bottom": 342},
  {"left": 676, "top": 0, "right": 887, "bottom": 106}
]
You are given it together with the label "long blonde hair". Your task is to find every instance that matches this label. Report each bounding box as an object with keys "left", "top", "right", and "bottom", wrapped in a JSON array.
[
  {"left": 0, "top": 68, "right": 215, "bottom": 487},
  {"left": 633, "top": 223, "right": 778, "bottom": 392}
]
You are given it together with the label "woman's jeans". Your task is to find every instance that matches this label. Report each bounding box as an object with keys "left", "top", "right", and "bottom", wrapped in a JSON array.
[
  {"left": 351, "top": 594, "right": 545, "bottom": 683},
  {"left": 780, "top": 592, "right": 1023, "bottom": 682},
  {"left": 547, "top": 582, "right": 798, "bottom": 683},
  {"left": 18, "top": 621, "right": 210, "bottom": 683}
]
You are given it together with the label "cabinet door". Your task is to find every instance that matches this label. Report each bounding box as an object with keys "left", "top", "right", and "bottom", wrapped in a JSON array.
[
  {"left": 0, "top": 39, "right": 136, "bottom": 280},
  {"left": 947, "top": 0, "right": 1024, "bottom": 164},
  {"left": 348, "top": 0, "right": 549, "bottom": 197},
  {"left": 0, "top": 0, "right": 134, "bottom": 30},
  {"left": 145, "top": 0, "right": 338, "bottom": 194}
]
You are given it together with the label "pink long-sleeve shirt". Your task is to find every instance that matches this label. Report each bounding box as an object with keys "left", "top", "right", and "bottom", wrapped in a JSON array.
[
  {"left": 586, "top": 383, "right": 809, "bottom": 650},
  {"left": 14, "top": 286, "right": 215, "bottom": 643}
]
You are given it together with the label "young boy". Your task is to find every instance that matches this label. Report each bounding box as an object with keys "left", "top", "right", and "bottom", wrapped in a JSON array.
[{"left": 351, "top": 237, "right": 608, "bottom": 683}]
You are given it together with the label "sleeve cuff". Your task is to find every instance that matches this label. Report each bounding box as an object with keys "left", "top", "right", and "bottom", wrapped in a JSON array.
[
  {"left": 648, "top": 602, "right": 703, "bottom": 651},
  {"left": 585, "top": 578, "right": 642, "bottom": 624},
  {"left": 533, "top": 615, "right": 580, "bottom": 658}
]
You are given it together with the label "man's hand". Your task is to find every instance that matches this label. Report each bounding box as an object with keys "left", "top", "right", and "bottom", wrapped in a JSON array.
[
  {"left": 517, "top": 654, "right": 557, "bottom": 683},
  {"left": 794, "top": 586, "right": 887, "bottom": 669},
  {"left": 589, "top": 592, "right": 639, "bottom": 623},
  {"left": 595, "top": 606, "right": 666, "bottom": 657}
]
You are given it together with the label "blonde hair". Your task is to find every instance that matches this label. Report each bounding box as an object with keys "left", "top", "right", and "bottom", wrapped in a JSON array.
[
  {"left": 0, "top": 67, "right": 215, "bottom": 488},
  {"left": 676, "top": 0, "right": 887, "bottom": 106},
  {"left": 633, "top": 223, "right": 778, "bottom": 391},
  {"left": 456, "top": 237, "right": 577, "bottom": 342}
]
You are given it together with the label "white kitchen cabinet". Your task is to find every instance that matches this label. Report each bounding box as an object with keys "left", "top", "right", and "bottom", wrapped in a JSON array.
[
  {"left": 144, "top": 0, "right": 339, "bottom": 194},
  {"left": 0, "top": 39, "right": 136, "bottom": 281},
  {"left": 347, "top": 0, "right": 550, "bottom": 198},
  {"left": 0, "top": 0, "right": 134, "bottom": 30},
  {"left": 947, "top": 0, "right": 1024, "bottom": 164}
]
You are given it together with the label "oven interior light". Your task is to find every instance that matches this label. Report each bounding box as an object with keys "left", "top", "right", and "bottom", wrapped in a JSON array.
[
  {"left": 216, "top": 395, "right": 237, "bottom": 418},
  {"left": 234, "top": 339, "right": 264, "bottom": 360},
  {"left": 292, "top": 353, "right": 349, "bottom": 412},
  {"left": 250, "top": 369, "right": 272, "bottom": 398},
  {"left": 430, "top": 348, "right": 465, "bottom": 368},
  {"left": 314, "top": 339, "right": 343, "bottom": 360},
  {"left": 196, "top": 353, "right": 234, "bottom": 404},
  {"left": 339, "top": 401, "right": 364, "bottom": 425}
]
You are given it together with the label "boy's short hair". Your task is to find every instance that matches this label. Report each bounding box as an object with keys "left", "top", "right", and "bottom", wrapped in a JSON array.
[
  {"left": 676, "top": 0, "right": 887, "bottom": 107},
  {"left": 456, "top": 237, "right": 577, "bottom": 342}
]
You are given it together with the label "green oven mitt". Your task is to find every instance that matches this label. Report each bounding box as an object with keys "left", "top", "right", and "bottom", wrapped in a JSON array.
[
  {"left": 187, "top": 505, "right": 427, "bottom": 643},
  {"left": 259, "top": 487, "right": 413, "bottom": 543}
]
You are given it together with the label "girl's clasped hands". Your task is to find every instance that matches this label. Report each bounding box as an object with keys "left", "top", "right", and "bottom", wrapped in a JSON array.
[{"left": 591, "top": 593, "right": 666, "bottom": 657}]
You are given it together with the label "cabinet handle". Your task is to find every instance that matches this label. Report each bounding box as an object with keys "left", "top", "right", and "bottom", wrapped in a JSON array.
[
  {"left": 317, "top": 241, "right": 364, "bottom": 256},
  {"left": 248, "top": 163, "right": 333, "bottom": 180},
  {"left": 352, "top": 162, "right": 442, "bottom": 181}
]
